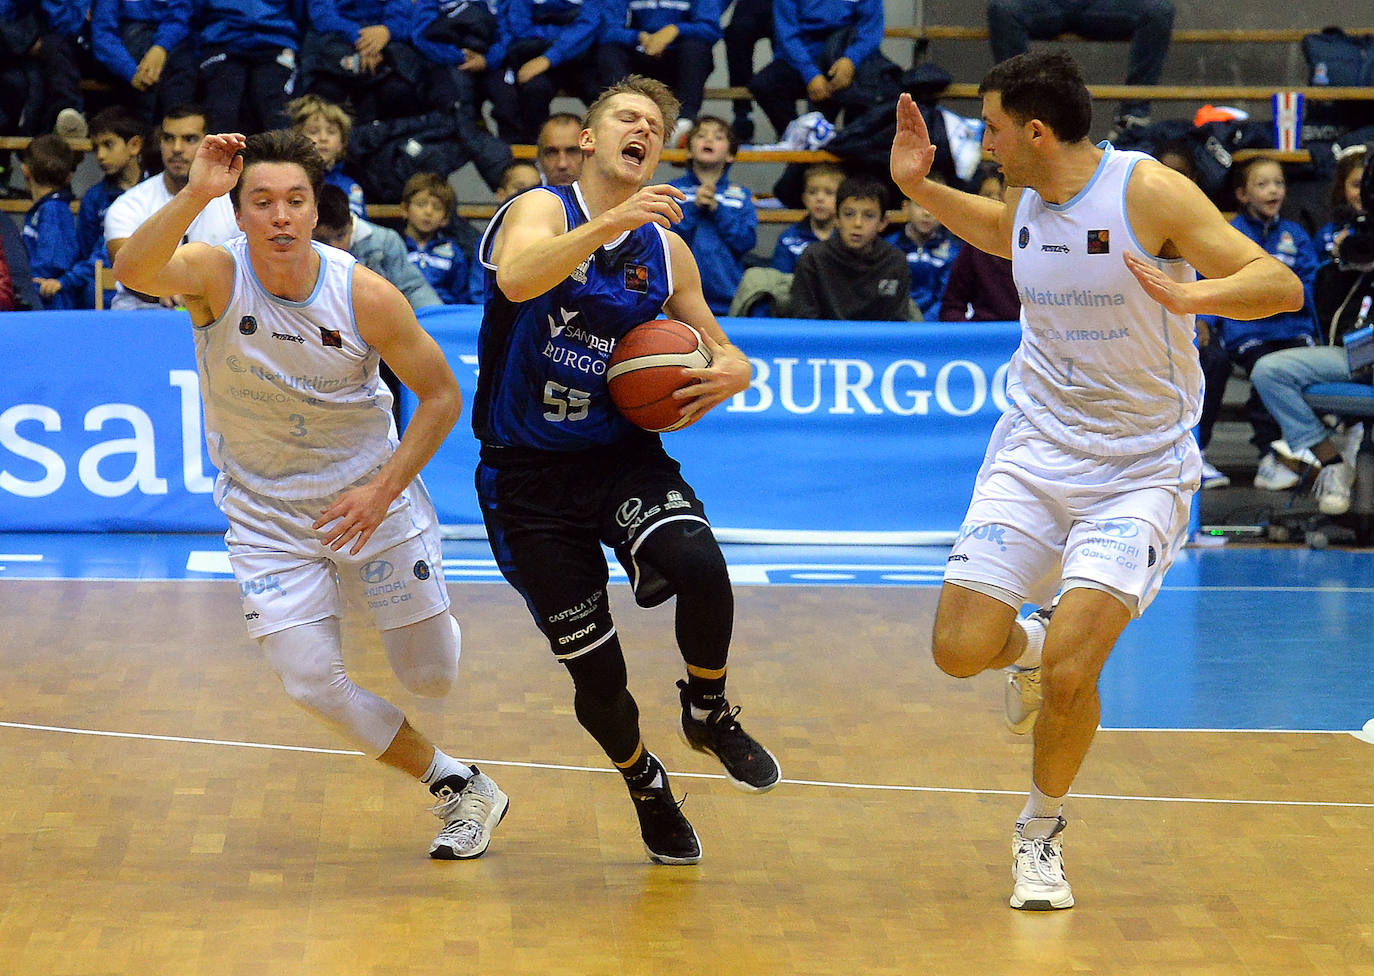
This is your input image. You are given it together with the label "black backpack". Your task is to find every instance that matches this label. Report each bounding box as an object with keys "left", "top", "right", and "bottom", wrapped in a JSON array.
[{"left": 1302, "top": 27, "right": 1374, "bottom": 136}]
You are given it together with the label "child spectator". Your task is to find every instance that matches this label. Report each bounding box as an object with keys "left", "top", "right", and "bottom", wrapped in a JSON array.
[
  {"left": 885, "top": 176, "right": 961, "bottom": 320},
  {"left": 788, "top": 175, "right": 911, "bottom": 321},
  {"left": 90, "top": 0, "right": 197, "bottom": 125},
  {"left": 484, "top": 0, "right": 602, "bottom": 144},
  {"left": 21, "top": 134, "right": 89, "bottom": 310},
  {"left": 1315, "top": 146, "right": 1367, "bottom": 261},
  {"left": 670, "top": 115, "right": 757, "bottom": 316},
  {"left": 400, "top": 171, "right": 482, "bottom": 304},
  {"left": 287, "top": 94, "right": 366, "bottom": 217},
  {"left": 314, "top": 183, "right": 441, "bottom": 311},
  {"left": 938, "top": 167, "right": 1019, "bottom": 322},
  {"left": 75, "top": 107, "right": 148, "bottom": 299},
  {"left": 771, "top": 161, "right": 842, "bottom": 272},
  {"left": 495, "top": 160, "right": 541, "bottom": 202},
  {"left": 1197, "top": 156, "right": 1320, "bottom": 491},
  {"left": 192, "top": 0, "right": 300, "bottom": 133},
  {"left": 598, "top": 0, "right": 722, "bottom": 144}
]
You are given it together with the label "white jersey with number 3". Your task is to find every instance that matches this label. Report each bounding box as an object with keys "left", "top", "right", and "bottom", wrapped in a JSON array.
[
  {"left": 1007, "top": 145, "right": 1202, "bottom": 457},
  {"left": 193, "top": 236, "right": 397, "bottom": 499}
]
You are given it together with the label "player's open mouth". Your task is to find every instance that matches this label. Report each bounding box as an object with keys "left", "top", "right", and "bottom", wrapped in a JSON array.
[
  {"left": 622, "top": 142, "right": 646, "bottom": 164},
  {"left": 271, "top": 235, "right": 294, "bottom": 245}
]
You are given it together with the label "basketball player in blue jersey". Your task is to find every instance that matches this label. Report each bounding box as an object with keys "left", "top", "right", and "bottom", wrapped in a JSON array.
[
  {"left": 890, "top": 52, "right": 1303, "bottom": 909},
  {"left": 474, "top": 75, "right": 781, "bottom": 865},
  {"left": 112, "top": 129, "right": 509, "bottom": 862}
]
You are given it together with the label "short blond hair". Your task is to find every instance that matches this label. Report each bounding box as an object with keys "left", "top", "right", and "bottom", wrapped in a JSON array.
[
  {"left": 582, "top": 75, "right": 680, "bottom": 139},
  {"left": 286, "top": 94, "right": 354, "bottom": 144}
]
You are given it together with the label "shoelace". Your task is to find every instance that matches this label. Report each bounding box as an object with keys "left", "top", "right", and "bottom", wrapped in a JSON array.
[
  {"left": 1017, "top": 837, "right": 1065, "bottom": 885},
  {"left": 708, "top": 704, "right": 743, "bottom": 731}
]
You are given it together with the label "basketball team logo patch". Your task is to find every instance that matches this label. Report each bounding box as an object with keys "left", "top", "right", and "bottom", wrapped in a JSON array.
[
  {"left": 319, "top": 327, "right": 343, "bottom": 348},
  {"left": 238, "top": 315, "right": 257, "bottom": 335},
  {"left": 413, "top": 560, "right": 430, "bottom": 580},
  {"left": 1087, "top": 229, "right": 1110, "bottom": 254},
  {"left": 624, "top": 264, "right": 649, "bottom": 293},
  {"left": 1018, "top": 226, "right": 1030, "bottom": 249}
]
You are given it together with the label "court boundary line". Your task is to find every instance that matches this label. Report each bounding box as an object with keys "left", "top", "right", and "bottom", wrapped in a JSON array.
[{"left": 4, "top": 719, "right": 1371, "bottom": 810}]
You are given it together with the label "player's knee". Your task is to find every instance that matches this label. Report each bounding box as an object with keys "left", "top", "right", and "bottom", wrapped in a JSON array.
[
  {"left": 1040, "top": 655, "right": 1098, "bottom": 712},
  {"left": 640, "top": 522, "right": 729, "bottom": 596},
  {"left": 930, "top": 615, "right": 990, "bottom": 677},
  {"left": 384, "top": 613, "right": 461, "bottom": 698},
  {"left": 277, "top": 666, "right": 354, "bottom": 722}
]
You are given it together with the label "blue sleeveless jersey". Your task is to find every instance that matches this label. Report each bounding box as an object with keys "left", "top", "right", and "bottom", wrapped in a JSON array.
[{"left": 473, "top": 184, "right": 676, "bottom": 450}]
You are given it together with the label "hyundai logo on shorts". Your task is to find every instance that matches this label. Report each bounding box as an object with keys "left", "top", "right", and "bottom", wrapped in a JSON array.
[
  {"left": 1097, "top": 520, "right": 1139, "bottom": 538},
  {"left": 361, "top": 560, "right": 394, "bottom": 584}
]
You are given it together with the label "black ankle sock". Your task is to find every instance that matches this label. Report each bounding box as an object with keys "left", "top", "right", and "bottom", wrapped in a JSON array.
[
  {"left": 621, "top": 752, "right": 662, "bottom": 791},
  {"left": 685, "top": 675, "right": 726, "bottom": 712}
]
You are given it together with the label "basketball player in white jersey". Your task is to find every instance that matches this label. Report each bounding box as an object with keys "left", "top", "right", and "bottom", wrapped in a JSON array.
[
  {"left": 112, "top": 129, "right": 509, "bottom": 861},
  {"left": 890, "top": 51, "right": 1303, "bottom": 910}
]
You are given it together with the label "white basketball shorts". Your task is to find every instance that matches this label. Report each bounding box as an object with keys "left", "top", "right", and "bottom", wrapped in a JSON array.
[
  {"left": 944, "top": 408, "right": 1200, "bottom": 617},
  {"left": 216, "top": 472, "right": 450, "bottom": 639}
]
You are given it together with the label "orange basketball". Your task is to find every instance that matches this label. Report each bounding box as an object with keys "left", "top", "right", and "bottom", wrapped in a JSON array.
[{"left": 607, "top": 319, "right": 713, "bottom": 432}]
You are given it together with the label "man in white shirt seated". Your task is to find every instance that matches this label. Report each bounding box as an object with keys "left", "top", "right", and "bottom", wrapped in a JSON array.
[{"left": 103, "top": 104, "right": 238, "bottom": 309}]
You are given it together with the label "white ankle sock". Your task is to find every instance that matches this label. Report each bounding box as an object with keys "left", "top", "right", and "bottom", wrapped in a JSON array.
[
  {"left": 1018, "top": 780, "right": 1065, "bottom": 827},
  {"left": 1013, "top": 613, "right": 1046, "bottom": 670},
  {"left": 421, "top": 747, "right": 474, "bottom": 786}
]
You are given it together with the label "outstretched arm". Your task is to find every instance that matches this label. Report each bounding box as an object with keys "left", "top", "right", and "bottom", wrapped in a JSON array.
[
  {"left": 889, "top": 93, "right": 1011, "bottom": 257},
  {"left": 313, "top": 266, "right": 461, "bottom": 553},
  {"left": 1125, "top": 161, "right": 1304, "bottom": 320}
]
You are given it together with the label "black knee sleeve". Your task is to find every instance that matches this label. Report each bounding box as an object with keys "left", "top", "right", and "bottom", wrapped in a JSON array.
[
  {"left": 636, "top": 522, "right": 733, "bottom": 672},
  {"left": 563, "top": 642, "right": 641, "bottom": 764}
]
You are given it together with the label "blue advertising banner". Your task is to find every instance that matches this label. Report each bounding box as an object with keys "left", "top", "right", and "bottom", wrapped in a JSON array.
[
  {"left": 1, "top": 310, "right": 221, "bottom": 531},
  {"left": 1, "top": 307, "right": 1020, "bottom": 539},
  {"left": 409, "top": 306, "right": 1020, "bottom": 541}
]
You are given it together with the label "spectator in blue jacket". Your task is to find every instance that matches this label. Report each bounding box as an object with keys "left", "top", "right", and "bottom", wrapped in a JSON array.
[
  {"left": 404, "top": 0, "right": 500, "bottom": 125},
  {"left": 485, "top": 0, "right": 604, "bottom": 144},
  {"left": 300, "top": 0, "right": 436, "bottom": 124},
  {"left": 884, "top": 180, "right": 961, "bottom": 320},
  {"left": 21, "top": 135, "right": 90, "bottom": 310},
  {"left": 400, "top": 172, "right": 482, "bottom": 304},
  {"left": 192, "top": 0, "right": 300, "bottom": 133},
  {"left": 90, "top": 0, "right": 197, "bottom": 125},
  {"left": 670, "top": 116, "right": 757, "bottom": 316},
  {"left": 770, "top": 161, "right": 841, "bottom": 273},
  {"left": 748, "top": 0, "right": 898, "bottom": 139},
  {"left": 74, "top": 107, "right": 147, "bottom": 302},
  {"left": 0, "top": 1, "right": 88, "bottom": 137},
  {"left": 1196, "top": 156, "right": 1321, "bottom": 489},
  {"left": 0, "top": 211, "right": 39, "bottom": 310},
  {"left": 597, "top": 0, "right": 721, "bottom": 140}
]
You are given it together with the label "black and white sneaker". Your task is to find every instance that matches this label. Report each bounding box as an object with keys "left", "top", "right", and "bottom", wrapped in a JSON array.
[
  {"left": 629, "top": 755, "right": 701, "bottom": 865},
  {"left": 428, "top": 767, "right": 509, "bottom": 860},
  {"left": 677, "top": 680, "right": 781, "bottom": 793}
]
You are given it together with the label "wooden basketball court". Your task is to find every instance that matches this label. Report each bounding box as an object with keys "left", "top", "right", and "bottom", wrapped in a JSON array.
[{"left": 2, "top": 576, "right": 1372, "bottom": 975}]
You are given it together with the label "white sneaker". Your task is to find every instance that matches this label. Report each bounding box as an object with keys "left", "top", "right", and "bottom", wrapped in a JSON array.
[
  {"left": 54, "top": 107, "right": 88, "bottom": 141},
  {"left": 1010, "top": 816, "right": 1074, "bottom": 910},
  {"left": 1200, "top": 459, "right": 1231, "bottom": 489},
  {"left": 1004, "top": 608, "right": 1050, "bottom": 735},
  {"left": 1337, "top": 423, "right": 1365, "bottom": 465},
  {"left": 1315, "top": 460, "right": 1356, "bottom": 516},
  {"left": 428, "top": 767, "right": 509, "bottom": 860},
  {"left": 1254, "top": 453, "right": 1299, "bottom": 491}
]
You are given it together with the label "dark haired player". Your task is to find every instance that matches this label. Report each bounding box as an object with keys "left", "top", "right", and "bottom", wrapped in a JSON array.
[{"left": 891, "top": 51, "right": 1302, "bottom": 909}]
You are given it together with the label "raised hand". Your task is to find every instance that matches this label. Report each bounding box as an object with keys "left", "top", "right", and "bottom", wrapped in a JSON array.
[
  {"left": 890, "top": 93, "right": 937, "bottom": 199},
  {"left": 187, "top": 133, "right": 246, "bottom": 201}
]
